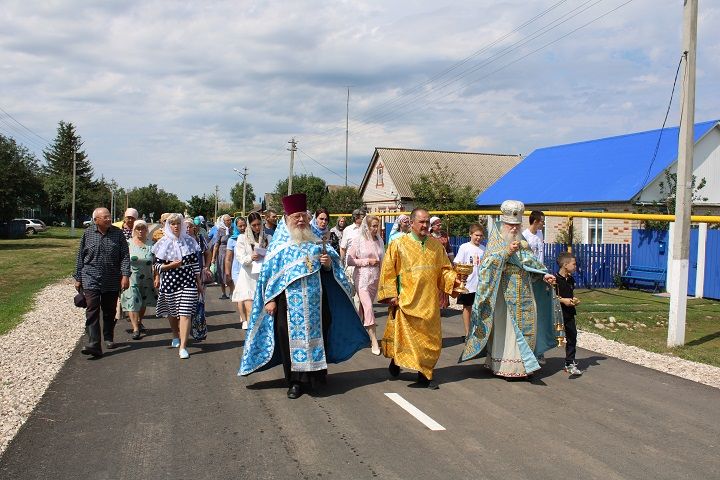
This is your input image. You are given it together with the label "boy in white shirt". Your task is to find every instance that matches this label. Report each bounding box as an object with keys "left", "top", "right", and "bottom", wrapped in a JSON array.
[
  {"left": 453, "top": 223, "right": 485, "bottom": 340},
  {"left": 522, "top": 210, "right": 545, "bottom": 265}
]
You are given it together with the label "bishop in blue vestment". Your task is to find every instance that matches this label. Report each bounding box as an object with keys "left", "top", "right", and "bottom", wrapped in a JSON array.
[{"left": 459, "top": 200, "right": 561, "bottom": 378}]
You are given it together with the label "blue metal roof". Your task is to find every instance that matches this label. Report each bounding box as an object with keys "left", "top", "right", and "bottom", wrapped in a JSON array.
[{"left": 476, "top": 120, "right": 719, "bottom": 206}]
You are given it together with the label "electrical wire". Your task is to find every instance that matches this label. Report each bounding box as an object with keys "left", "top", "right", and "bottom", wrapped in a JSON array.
[
  {"left": 356, "top": 0, "right": 603, "bottom": 128},
  {"left": 0, "top": 106, "right": 51, "bottom": 143},
  {"left": 639, "top": 53, "right": 685, "bottom": 191},
  {"left": 300, "top": 0, "right": 576, "bottom": 143}
]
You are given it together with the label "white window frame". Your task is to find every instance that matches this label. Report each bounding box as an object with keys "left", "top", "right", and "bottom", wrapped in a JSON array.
[{"left": 583, "top": 209, "right": 604, "bottom": 244}]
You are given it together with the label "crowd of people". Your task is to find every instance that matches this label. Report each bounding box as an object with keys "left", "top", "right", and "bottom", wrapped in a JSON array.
[{"left": 73, "top": 196, "right": 583, "bottom": 398}]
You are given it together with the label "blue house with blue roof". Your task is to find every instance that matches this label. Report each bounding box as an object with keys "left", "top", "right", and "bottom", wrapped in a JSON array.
[{"left": 475, "top": 120, "right": 720, "bottom": 244}]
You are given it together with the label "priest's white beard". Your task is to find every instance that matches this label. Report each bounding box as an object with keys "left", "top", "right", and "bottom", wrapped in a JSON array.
[
  {"left": 288, "top": 223, "right": 320, "bottom": 244},
  {"left": 502, "top": 229, "right": 524, "bottom": 244}
]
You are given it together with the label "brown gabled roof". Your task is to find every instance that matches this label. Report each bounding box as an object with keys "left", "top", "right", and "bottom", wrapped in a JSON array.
[{"left": 360, "top": 147, "right": 522, "bottom": 198}]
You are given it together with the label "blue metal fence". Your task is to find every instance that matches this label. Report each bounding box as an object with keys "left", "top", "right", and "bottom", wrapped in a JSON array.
[{"left": 544, "top": 243, "right": 631, "bottom": 289}]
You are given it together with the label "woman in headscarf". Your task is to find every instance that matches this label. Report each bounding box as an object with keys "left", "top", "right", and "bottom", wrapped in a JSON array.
[
  {"left": 388, "top": 214, "right": 410, "bottom": 244},
  {"left": 121, "top": 220, "right": 157, "bottom": 340},
  {"left": 185, "top": 217, "right": 210, "bottom": 341},
  {"left": 329, "top": 216, "right": 346, "bottom": 253},
  {"left": 225, "top": 216, "right": 247, "bottom": 298},
  {"left": 232, "top": 212, "right": 267, "bottom": 329},
  {"left": 152, "top": 213, "right": 203, "bottom": 359},
  {"left": 310, "top": 208, "right": 330, "bottom": 243},
  {"left": 211, "top": 214, "right": 232, "bottom": 299},
  {"left": 346, "top": 214, "right": 384, "bottom": 355}
]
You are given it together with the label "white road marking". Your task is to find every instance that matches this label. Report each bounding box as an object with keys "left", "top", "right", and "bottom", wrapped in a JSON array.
[{"left": 384, "top": 393, "right": 446, "bottom": 431}]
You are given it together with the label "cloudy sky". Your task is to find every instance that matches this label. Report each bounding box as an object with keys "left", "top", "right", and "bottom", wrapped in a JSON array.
[{"left": 1, "top": 0, "right": 718, "bottom": 205}]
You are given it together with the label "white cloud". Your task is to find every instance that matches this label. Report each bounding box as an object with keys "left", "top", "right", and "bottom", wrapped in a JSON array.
[{"left": 0, "top": 0, "right": 718, "bottom": 207}]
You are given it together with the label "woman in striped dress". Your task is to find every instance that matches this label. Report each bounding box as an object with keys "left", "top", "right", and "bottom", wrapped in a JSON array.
[{"left": 152, "top": 213, "right": 203, "bottom": 359}]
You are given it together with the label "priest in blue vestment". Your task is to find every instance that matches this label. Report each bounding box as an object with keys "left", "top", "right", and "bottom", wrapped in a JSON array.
[
  {"left": 459, "top": 200, "right": 561, "bottom": 378},
  {"left": 239, "top": 193, "right": 369, "bottom": 399}
]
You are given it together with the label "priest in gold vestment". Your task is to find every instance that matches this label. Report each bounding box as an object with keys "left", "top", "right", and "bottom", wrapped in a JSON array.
[{"left": 377, "top": 208, "right": 460, "bottom": 389}]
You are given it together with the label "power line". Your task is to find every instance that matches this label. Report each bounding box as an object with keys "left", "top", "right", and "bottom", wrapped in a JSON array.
[
  {"left": 298, "top": 0, "right": 624, "bottom": 153},
  {"left": 336, "top": 0, "right": 634, "bottom": 143},
  {"left": 0, "top": 106, "right": 51, "bottom": 143},
  {"left": 0, "top": 117, "right": 48, "bottom": 151},
  {"left": 639, "top": 54, "right": 685, "bottom": 191},
  {"left": 363, "top": 0, "right": 571, "bottom": 122},
  {"left": 297, "top": 1, "right": 575, "bottom": 143},
  {"left": 296, "top": 147, "right": 402, "bottom": 202},
  {"left": 352, "top": 0, "right": 604, "bottom": 131}
]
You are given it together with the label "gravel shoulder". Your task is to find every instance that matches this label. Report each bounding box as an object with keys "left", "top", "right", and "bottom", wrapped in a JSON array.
[
  {"left": 2, "top": 280, "right": 719, "bottom": 457},
  {"left": 0, "top": 279, "right": 83, "bottom": 454}
]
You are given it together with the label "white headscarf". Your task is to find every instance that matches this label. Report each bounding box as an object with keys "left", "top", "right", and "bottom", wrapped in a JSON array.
[
  {"left": 360, "top": 215, "right": 383, "bottom": 243},
  {"left": 244, "top": 212, "right": 268, "bottom": 248},
  {"left": 152, "top": 213, "right": 200, "bottom": 261},
  {"left": 389, "top": 214, "right": 409, "bottom": 237}
]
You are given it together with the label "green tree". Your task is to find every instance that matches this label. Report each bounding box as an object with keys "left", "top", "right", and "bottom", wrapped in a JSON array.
[
  {"left": 409, "top": 161, "right": 477, "bottom": 236},
  {"left": 272, "top": 174, "right": 327, "bottom": 213},
  {"left": 42, "top": 121, "right": 95, "bottom": 223},
  {"left": 0, "top": 135, "right": 45, "bottom": 221},
  {"left": 639, "top": 168, "right": 708, "bottom": 230},
  {"left": 187, "top": 194, "right": 216, "bottom": 219},
  {"left": 324, "top": 186, "right": 363, "bottom": 215},
  {"left": 126, "top": 184, "right": 186, "bottom": 221},
  {"left": 230, "top": 181, "right": 256, "bottom": 214}
]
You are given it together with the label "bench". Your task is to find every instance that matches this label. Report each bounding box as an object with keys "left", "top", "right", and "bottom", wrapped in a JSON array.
[{"left": 621, "top": 265, "right": 666, "bottom": 292}]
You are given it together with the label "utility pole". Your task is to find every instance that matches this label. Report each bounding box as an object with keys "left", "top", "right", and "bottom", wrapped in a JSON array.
[
  {"left": 288, "top": 138, "right": 297, "bottom": 195},
  {"left": 668, "top": 0, "right": 697, "bottom": 348},
  {"left": 233, "top": 167, "right": 249, "bottom": 216},
  {"left": 345, "top": 86, "right": 350, "bottom": 187},
  {"left": 214, "top": 185, "right": 219, "bottom": 221},
  {"left": 70, "top": 146, "right": 77, "bottom": 236},
  {"left": 125, "top": 192, "right": 129, "bottom": 210}
]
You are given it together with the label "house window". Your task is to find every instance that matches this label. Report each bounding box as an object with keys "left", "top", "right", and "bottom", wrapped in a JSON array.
[
  {"left": 376, "top": 164, "right": 384, "bottom": 187},
  {"left": 583, "top": 210, "right": 604, "bottom": 244}
]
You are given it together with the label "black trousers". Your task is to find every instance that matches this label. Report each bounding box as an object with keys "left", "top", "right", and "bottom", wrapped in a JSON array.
[
  {"left": 564, "top": 316, "right": 577, "bottom": 365},
  {"left": 84, "top": 289, "right": 119, "bottom": 348},
  {"left": 274, "top": 272, "right": 332, "bottom": 385}
]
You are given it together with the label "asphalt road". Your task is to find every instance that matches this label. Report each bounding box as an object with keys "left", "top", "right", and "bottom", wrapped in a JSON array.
[{"left": 1, "top": 285, "right": 718, "bottom": 479}]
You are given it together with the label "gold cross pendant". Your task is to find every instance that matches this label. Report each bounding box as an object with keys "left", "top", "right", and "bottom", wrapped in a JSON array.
[{"left": 305, "top": 254, "right": 314, "bottom": 270}]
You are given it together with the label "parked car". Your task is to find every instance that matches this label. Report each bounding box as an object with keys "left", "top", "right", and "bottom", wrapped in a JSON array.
[
  {"left": 82, "top": 219, "right": 93, "bottom": 227},
  {"left": 13, "top": 218, "right": 47, "bottom": 235}
]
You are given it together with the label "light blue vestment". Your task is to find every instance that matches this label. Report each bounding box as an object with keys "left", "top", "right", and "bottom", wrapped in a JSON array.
[
  {"left": 459, "top": 223, "right": 561, "bottom": 375},
  {"left": 239, "top": 218, "right": 369, "bottom": 376}
]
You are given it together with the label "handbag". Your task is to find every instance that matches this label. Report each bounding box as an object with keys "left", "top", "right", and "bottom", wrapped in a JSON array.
[
  {"left": 191, "top": 294, "right": 207, "bottom": 341},
  {"left": 73, "top": 291, "right": 87, "bottom": 308}
]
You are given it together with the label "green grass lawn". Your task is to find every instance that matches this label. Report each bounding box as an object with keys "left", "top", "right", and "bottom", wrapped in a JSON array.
[
  {"left": 575, "top": 288, "right": 720, "bottom": 367},
  {"left": 0, "top": 227, "right": 80, "bottom": 335}
]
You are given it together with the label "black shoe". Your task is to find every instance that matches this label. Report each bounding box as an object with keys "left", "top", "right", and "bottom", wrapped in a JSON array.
[
  {"left": 388, "top": 359, "right": 400, "bottom": 378},
  {"left": 417, "top": 373, "right": 439, "bottom": 390},
  {"left": 131, "top": 331, "right": 141, "bottom": 340},
  {"left": 139, "top": 323, "right": 147, "bottom": 333},
  {"left": 287, "top": 383, "right": 303, "bottom": 399},
  {"left": 81, "top": 345, "right": 103, "bottom": 357},
  {"left": 104, "top": 341, "right": 117, "bottom": 350}
]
